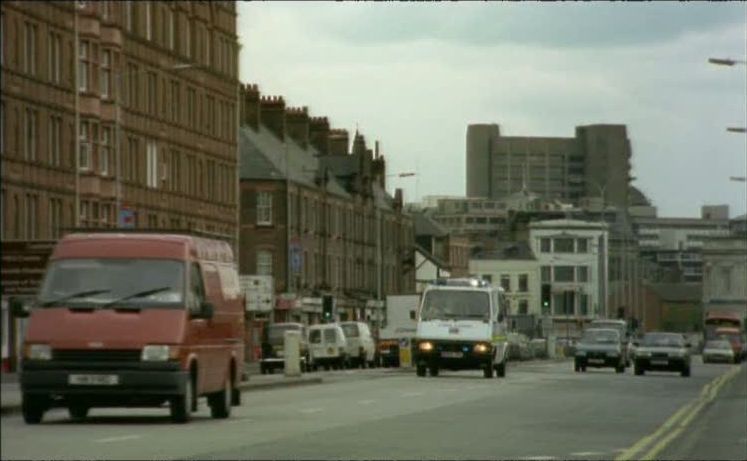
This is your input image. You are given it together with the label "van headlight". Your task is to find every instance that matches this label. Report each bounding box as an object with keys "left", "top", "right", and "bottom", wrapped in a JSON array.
[
  {"left": 419, "top": 341, "right": 434, "bottom": 352},
  {"left": 141, "top": 345, "right": 172, "bottom": 362},
  {"left": 474, "top": 343, "right": 490, "bottom": 354},
  {"left": 25, "top": 344, "right": 52, "bottom": 361}
]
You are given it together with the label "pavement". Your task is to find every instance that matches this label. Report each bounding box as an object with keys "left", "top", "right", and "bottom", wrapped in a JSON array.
[{"left": 1, "top": 358, "right": 743, "bottom": 460}]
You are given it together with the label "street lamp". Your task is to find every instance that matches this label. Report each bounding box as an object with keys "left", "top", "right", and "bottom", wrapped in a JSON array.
[
  {"left": 726, "top": 127, "right": 746, "bottom": 134},
  {"left": 708, "top": 57, "right": 747, "bottom": 66},
  {"left": 729, "top": 176, "right": 747, "bottom": 182},
  {"left": 114, "top": 62, "right": 195, "bottom": 227}
]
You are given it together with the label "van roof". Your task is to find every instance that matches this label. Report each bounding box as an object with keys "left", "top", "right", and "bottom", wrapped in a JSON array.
[{"left": 53, "top": 233, "right": 234, "bottom": 263}]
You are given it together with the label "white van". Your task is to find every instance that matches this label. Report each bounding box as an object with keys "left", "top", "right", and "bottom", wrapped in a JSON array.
[
  {"left": 414, "top": 278, "right": 509, "bottom": 378},
  {"left": 339, "top": 321, "right": 377, "bottom": 368},
  {"left": 307, "top": 324, "right": 348, "bottom": 370}
]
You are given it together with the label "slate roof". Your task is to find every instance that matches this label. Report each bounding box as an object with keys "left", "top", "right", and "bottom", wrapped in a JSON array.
[
  {"left": 472, "top": 241, "right": 537, "bottom": 261},
  {"left": 412, "top": 213, "right": 448, "bottom": 238}
]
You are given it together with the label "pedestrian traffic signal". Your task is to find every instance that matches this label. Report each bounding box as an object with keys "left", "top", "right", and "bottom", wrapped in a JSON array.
[
  {"left": 322, "top": 295, "right": 334, "bottom": 322},
  {"left": 541, "top": 284, "right": 551, "bottom": 312}
]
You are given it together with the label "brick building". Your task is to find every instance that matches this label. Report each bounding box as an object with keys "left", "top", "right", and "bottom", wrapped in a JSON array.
[
  {"left": 238, "top": 84, "right": 415, "bottom": 354},
  {"left": 1, "top": 1, "right": 239, "bottom": 242}
]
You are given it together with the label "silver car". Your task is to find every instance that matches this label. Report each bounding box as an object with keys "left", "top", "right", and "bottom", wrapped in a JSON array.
[
  {"left": 702, "top": 339, "right": 735, "bottom": 364},
  {"left": 574, "top": 328, "right": 626, "bottom": 373},
  {"left": 634, "top": 332, "right": 692, "bottom": 377}
]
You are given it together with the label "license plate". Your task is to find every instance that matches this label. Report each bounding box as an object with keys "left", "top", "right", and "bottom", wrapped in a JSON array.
[
  {"left": 441, "top": 351, "right": 463, "bottom": 358},
  {"left": 68, "top": 374, "right": 119, "bottom": 386},
  {"left": 652, "top": 359, "right": 668, "bottom": 366},
  {"left": 589, "top": 359, "right": 605, "bottom": 364}
]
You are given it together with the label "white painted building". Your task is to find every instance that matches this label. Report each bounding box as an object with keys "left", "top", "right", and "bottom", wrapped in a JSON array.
[
  {"left": 529, "top": 219, "right": 609, "bottom": 335},
  {"left": 702, "top": 234, "right": 747, "bottom": 322},
  {"left": 469, "top": 242, "right": 540, "bottom": 317}
]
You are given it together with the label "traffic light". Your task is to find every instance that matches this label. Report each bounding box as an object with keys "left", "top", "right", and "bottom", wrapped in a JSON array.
[
  {"left": 322, "top": 295, "right": 334, "bottom": 322},
  {"left": 541, "top": 284, "right": 551, "bottom": 313}
]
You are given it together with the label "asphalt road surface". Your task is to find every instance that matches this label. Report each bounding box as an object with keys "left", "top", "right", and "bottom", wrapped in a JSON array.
[{"left": 1, "top": 360, "right": 744, "bottom": 460}]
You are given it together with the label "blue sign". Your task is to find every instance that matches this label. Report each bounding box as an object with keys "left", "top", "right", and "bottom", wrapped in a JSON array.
[
  {"left": 119, "top": 208, "right": 135, "bottom": 228},
  {"left": 290, "top": 242, "right": 302, "bottom": 274}
]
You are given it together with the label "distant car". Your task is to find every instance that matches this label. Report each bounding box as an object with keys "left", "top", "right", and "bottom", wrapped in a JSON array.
[
  {"left": 507, "top": 333, "right": 532, "bottom": 361},
  {"left": 574, "top": 328, "right": 626, "bottom": 373},
  {"left": 589, "top": 319, "right": 633, "bottom": 366},
  {"left": 307, "top": 324, "right": 348, "bottom": 370},
  {"left": 260, "top": 323, "right": 310, "bottom": 374},
  {"left": 339, "top": 321, "right": 377, "bottom": 368},
  {"left": 702, "top": 339, "right": 735, "bottom": 364},
  {"left": 634, "top": 332, "right": 692, "bottom": 377}
]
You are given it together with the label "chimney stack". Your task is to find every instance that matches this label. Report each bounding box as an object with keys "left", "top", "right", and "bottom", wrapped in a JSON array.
[
  {"left": 259, "top": 95, "right": 286, "bottom": 140},
  {"left": 285, "top": 106, "right": 309, "bottom": 148},
  {"left": 309, "top": 117, "right": 330, "bottom": 155},
  {"left": 328, "top": 129, "right": 349, "bottom": 156},
  {"left": 240, "top": 83, "right": 261, "bottom": 130}
]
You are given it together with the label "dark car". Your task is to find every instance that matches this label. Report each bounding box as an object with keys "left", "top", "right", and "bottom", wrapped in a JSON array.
[
  {"left": 574, "top": 328, "right": 626, "bottom": 373},
  {"left": 633, "top": 332, "right": 692, "bottom": 377},
  {"left": 260, "top": 323, "right": 310, "bottom": 374}
]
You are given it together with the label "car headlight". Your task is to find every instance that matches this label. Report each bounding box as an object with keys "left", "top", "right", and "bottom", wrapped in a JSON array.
[
  {"left": 25, "top": 344, "right": 52, "bottom": 361},
  {"left": 141, "top": 345, "right": 174, "bottom": 362},
  {"left": 419, "top": 341, "right": 434, "bottom": 352},
  {"left": 474, "top": 343, "right": 490, "bottom": 354}
]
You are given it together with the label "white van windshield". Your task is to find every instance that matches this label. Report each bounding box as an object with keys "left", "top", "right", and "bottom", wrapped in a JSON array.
[
  {"left": 324, "top": 329, "right": 337, "bottom": 344},
  {"left": 421, "top": 290, "right": 490, "bottom": 321},
  {"left": 341, "top": 323, "right": 359, "bottom": 338},
  {"left": 38, "top": 259, "right": 185, "bottom": 308}
]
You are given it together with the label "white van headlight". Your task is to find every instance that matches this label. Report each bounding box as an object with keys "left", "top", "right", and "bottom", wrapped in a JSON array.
[
  {"left": 419, "top": 341, "right": 434, "bottom": 352},
  {"left": 141, "top": 345, "right": 171, "bottom": 362},
  {"left": 26, "top": 344, "right": 52, "bottom": 361}
]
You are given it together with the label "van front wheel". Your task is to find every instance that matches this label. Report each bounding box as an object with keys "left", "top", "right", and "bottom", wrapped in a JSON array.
[
  {"left": 495, "top": 362, "right": 506, "bottom": 378},
  {"left": 209, "top": 376, "right": 231, "bottom": 419},
  {"left": 170, "top": 376, "right": 194, "bottom": 423},
  {"left": 22, "top": 394, "right": 46, "bottom": 425}
]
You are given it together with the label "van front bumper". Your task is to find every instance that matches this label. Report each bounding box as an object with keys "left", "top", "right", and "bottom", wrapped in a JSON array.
[
  {"left": 414, "top": 340, "right": 496, "bottom": 370},
  {"left": 20, "top": 360, "right": 187, "bottom": 398}
]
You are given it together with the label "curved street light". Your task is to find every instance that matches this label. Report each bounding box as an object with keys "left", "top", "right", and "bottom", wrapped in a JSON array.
[{"left": 708, "top": 57, "right": 747, "bottom": 66}]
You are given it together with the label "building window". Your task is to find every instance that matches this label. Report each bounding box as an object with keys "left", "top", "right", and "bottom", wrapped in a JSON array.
[
  {"left": 126, "top": 63, "right": 138, "bottom": 108},
  {"left": 166, "top": 8, "right": 175, "bottom": 50},
  {"left": 48, "top": 31, "right": 62, "bottom": 84},
  {"left": 580, "top": 294, "right": 589, "bottom": 316},
  {"left": 145, "top": 1, "right": 152, "bottom": 41},
  {"left": 146, "top": 71, "right": 157, "bottom": 115},
  {"left": 185, "top": 18, "right": 191, "bottom": 58},
  {"left": 100, "top": 1, "right": 111, "bottom": 21},
  {"left": 540, "top": 238, "right": 551, "bottom": 253},
  {"left": 49, "top": 198, "right": 62, "bottom": 238},
  {"left": 518, "top": 274, "right": 528, "bottom": 292},
  {"left": 100, "top": 49, "right": 111, "bottom": 98},
  {"left": 25, "top": 193, "right": 38, "bottom": 239},
  {"left": 577, "top": 266, "right": 589, "bottom": 283},
  {"left": 170, "top": 80, "right": 180, "bottom": 123},
  {"left": 518, "top": 300, "right": 528, "bottom": 315},
  {"left": 500, "top": 274, "right": 510, "bottom": 292},
  {"left": 554, "top": 266, "right": 575, "bottom": 282},
  {"left": 257, "top": 250, "right": 272, "bottom": 276},
  {"left": 24, "top": 108, "right": 37, "bottom": 161},
  {"left": 577, "top": 238, "right": 589, "bottom": 253},
  {"left": 554, "top": 237, "right": 575, "bottom": 253},
  {"left": 48, "top": 115, "right": 62, "bottom": 167},
  {"left": 125, "top": 1, "right": 133, "bottom": 32},
  {"left": 146, "top": 140, "right": 158, "bottom": 188},
  {"left": 79, "top": 121, "right": 91, "bottom": 170},
  {"left": 257, "top": 192, "right": 273, "bottom": 225},
  {"left": 187, "top": 87, "right": 196, "bottom": 128},
  {"left": 481, "top": 274, "right": 492, "bottom": 284},
  {"left": 78, "top": 41, "right": 90, "bottom": 92},
  {"left": 24, "top": 22, "right": 37, "bottom": 76},
  {"left": 541, "top": 266, "right": 551, "bottom": 283},
  {"left": 100, "top": 126, "right": 111, "bottom": 175}
]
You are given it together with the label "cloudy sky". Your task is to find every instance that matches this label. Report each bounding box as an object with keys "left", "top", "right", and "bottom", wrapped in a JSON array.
[{"left": 237, "top": 2, "right": 747, "bottom": 218}]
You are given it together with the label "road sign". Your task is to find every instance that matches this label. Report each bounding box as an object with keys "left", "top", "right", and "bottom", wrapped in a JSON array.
[
  {"left": 290, "top": 240, "right": 302, "bottom": 274},
  {"left": 1, "top": 241, "right": 56, "bottom": 296},
  {"left": 119, "top": 208, "right": 135, "bottom": 228}
]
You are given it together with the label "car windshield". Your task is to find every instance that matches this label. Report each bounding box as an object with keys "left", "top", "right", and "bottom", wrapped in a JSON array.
[
  {"left": 581, "top": 329, "right": 620, "bottom": 344},
  {"left": 705, "top": 340, "right": 732, "bottom": 350},
  {"left": 420, "top": 290, "right": 490, "bottom": 321},
  {"left": 324, "top": 329, "right": 337, "bottom": 344},
  {"left": 642, "top": 334, "right": 685, "bottom": 348},
  {"left": 309, "top": 330, "right": 322, "bottom": 344},
  {"left": 341, "top": 323, "right": 359, "bottom": 338},
  {"left": 267, "top": 325, "right": 301, "bottom": 345},
  {"left": 38, "top": 259, "right": 185, "bottom": 307}
]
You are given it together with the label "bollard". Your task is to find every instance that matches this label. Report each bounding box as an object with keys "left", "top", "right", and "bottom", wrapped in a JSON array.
[{"left": 284, "top": 330, "right": 302, "bottom": 377}]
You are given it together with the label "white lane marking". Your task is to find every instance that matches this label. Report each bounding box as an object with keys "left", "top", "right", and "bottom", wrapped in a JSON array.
[
  {"left": 357, "top": 399, "right": 376, "bottom": 405},
  {"left": 299, "top": 407, "right": 323, "bottom": 414},
  {"left": 95, "top": 435, "right": 142, "bottom": 444},
  {"left": 613, "top": 448, "right": 628, "bottom": 453},
  {"left": 570, "top": 452, "right": 606, "bottom": 457},
  {"left": 520, "top": 457, "right": 556, "bottom": 461},
  {"left": 400, "top": 391, "right": 424, "bottom": 397}
]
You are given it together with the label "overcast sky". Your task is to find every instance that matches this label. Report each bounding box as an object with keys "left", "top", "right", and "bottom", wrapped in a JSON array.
[{"left": 237, "top": 2, "right": 747, "bottom": 218}]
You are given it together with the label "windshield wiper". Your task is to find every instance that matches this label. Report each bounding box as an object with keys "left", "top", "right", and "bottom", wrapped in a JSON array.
[
  {"left": 41, "top": 289, "right": 111, "bottom": 307},
  {"left": 102, "top": 286, "right": 173, "bottom": 308}
]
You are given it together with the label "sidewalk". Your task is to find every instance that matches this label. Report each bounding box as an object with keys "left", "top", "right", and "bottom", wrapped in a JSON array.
[{"left": 1, "top": 363, "right": 322, "bottom": 416}]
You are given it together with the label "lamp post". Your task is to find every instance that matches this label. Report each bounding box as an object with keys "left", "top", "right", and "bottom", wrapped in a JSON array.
[
  {"left": 708, "top": 57, "right": 747, "bottom": 66},
  {"left": 114, "top": 63, "right": 194, "bottom": 228},
  {"left": 726, "top": 127, "right": 747, "bottom": 134},
  {"left": 586, "top": 179, "right": 609, "bottom": 319}
]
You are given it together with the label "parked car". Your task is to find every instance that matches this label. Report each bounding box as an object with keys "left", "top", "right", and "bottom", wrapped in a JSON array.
[
  {"left": 589, "top": 319, "right": 633, "bottom": 366},
  {"left": 507, "top": 333, "right": 532, "bottom": 361},
  {"left": 260, "top": 323, "right": 310, "bottom": 374},
  {"left": 530, "top": 338, "right": 548, "bottom": 359},
  {"left": 574, "top": 328, "right": 626, "bottom": 373},
  {"left": 702, "top": 339, "right": 735, "bottom": 364},
  {"left": 307, "top": 324, "right": 348, "bottom": 370},
  {"left": 633, "top": 332, "right": 692, "bottom": 377},
  {"left": 13, "top": 231, "right": 244, "bottom": 424},
  {"left": 339, "top": 321, "right": 377, "bottom": 368}
]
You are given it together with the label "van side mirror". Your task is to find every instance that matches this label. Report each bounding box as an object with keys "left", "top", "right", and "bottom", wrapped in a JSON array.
[
  {"left": 200, "top": 301, "right": 215, "bottom": 320},
  {"left": 409, "top": 310, "right": 416, "bottom": 320},
  {"left": 10, "top": 297, "right": 29, "bottom": 318}
]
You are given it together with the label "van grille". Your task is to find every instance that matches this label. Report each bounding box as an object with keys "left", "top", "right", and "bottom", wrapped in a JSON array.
[{"left": 53, "top": 349, "right": 141, "bottom": 362}]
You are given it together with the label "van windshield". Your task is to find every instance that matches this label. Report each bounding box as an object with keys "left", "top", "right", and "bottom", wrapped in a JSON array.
[
  {"left": 420, "top": 290, "right": 490, "bottom": 321},
  {"left": 341, "top": 323, "right": 359, "bottom": 338},
  {"left": 38, "top": 259, "right": 185, "bottom": 308},
  {"left": 309, "top": 330, "right": 322, "bottom": 344}
]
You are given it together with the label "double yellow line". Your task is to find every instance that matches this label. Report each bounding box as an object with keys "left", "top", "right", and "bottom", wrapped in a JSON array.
[{"left": 616, "top": 365, "right": 742, "bottom": 461}]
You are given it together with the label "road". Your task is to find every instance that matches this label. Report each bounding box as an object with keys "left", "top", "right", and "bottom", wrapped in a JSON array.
[{"left": 1, "top": 360, "right": 744, "bottom": 460}]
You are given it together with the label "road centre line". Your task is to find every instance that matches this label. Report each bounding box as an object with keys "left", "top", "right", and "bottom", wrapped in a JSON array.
[
  {"left": 570, "top": 452, "right": 606, "bottom": 457},
  {"left": 615, "top": 366, "right": 741, "bottom": 461},
  {"left": 95, "top": 434, "right": 142, "bottom": 443}
]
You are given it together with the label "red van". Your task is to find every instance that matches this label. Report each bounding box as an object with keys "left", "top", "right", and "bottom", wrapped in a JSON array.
[{"left": 12, "top": 231, "right": 245, "bottom": 424}]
